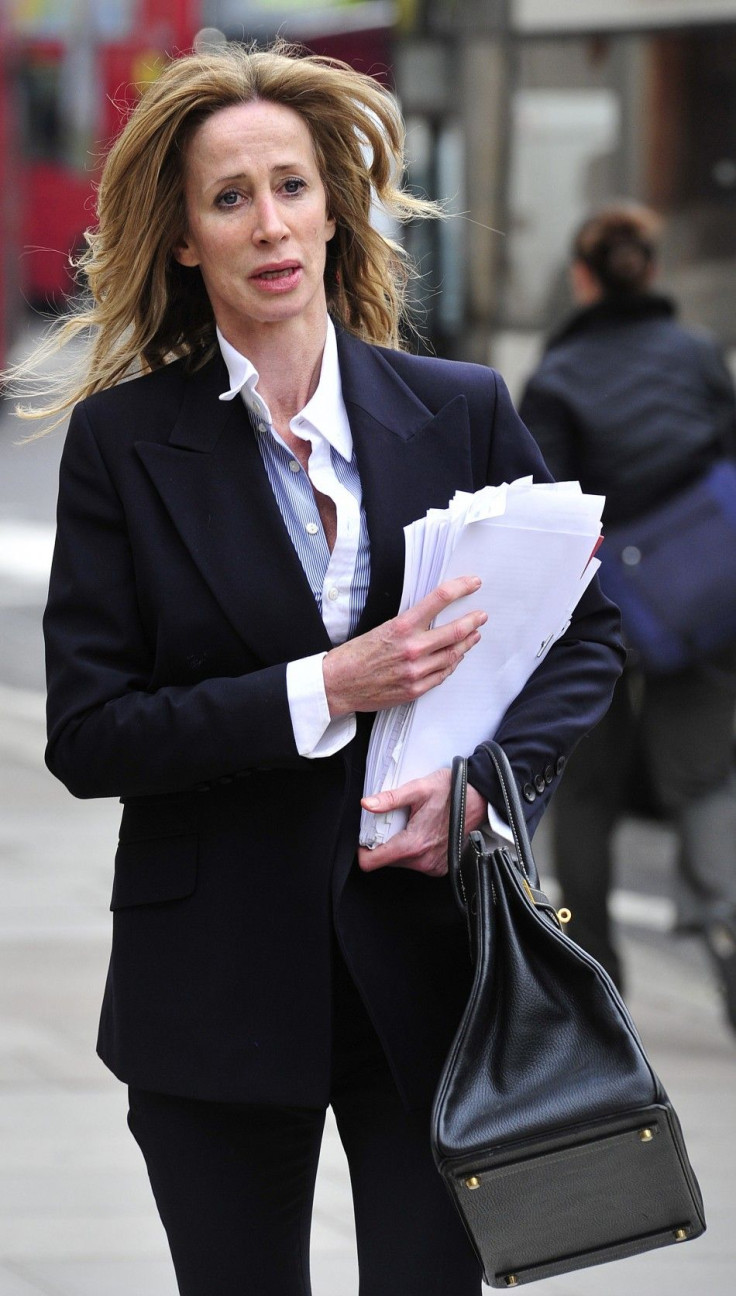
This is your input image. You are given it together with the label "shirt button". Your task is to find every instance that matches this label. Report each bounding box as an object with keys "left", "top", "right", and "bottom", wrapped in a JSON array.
[
  {"left": 327, "top": 587, "right": 339, "bottom": 601},
  {"left": 289, "top": 459, "right": 300, "bottom": 473},
  {"left": 306, "top": 522, "right": 319, "bottom": 535}
]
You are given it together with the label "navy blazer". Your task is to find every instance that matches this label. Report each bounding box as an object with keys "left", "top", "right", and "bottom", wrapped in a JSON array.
[{"left": 44, "top": 329, "right": 624, "bottom": 1109}]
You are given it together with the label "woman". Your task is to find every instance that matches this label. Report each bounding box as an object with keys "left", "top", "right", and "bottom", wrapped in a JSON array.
[
  {"left": 18, "top": 46, "right": 622, "bottom": 1295},
  {"left": 520, "top": 202, "right": 736, "bottom": 1016}
]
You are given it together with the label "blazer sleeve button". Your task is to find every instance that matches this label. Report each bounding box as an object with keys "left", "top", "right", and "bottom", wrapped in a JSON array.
[
  {"left": 544, "top": 764, "right": 555, "bottom": 785},
  {"left": 534, "top": 774, "right": 546, "bottom": 794},
  {"left": 556, "top": 755, "right": 566, "bottom": 775},
  {"left": 522, "top": 783, "right": 537, "bottom": 803}
]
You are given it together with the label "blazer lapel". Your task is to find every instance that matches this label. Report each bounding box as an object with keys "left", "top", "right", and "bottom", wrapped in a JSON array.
[
  {"left": 135, "top": 356, "right": 331, "bottom": 664},
  {"left": 337, "top": 331, "right": 475, "bottom": 635},
  {"left": 135, "top": 337, "right": 476, "bottom": 665}
]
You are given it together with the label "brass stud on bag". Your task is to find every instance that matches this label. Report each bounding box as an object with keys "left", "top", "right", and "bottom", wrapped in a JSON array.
[
  {"left": 638, "top": 1128, "right": 654, "bottom": 1142},
  {"left": 674, "top": 1227, "right": 688, "bottom": 1242},
  {"left": 557, "top": 907, "right": 572, "bottom": 925},
  {"left": 504, "top": 1276, "right": 519, "bottom": 1288},
  {"left": 464, "top": 1175, "right": 481, "bottom": 1190}
]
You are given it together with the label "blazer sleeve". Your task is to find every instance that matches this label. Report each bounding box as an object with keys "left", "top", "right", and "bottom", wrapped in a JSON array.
[
  {"left": 467, "top": 373, "right": 625, "bottom": 837},
  {"left": 517, "top": 371, "right": 580, "bottom": 484},
  {"left": 44, "top": 403, "right": 301, "bottom": 800}
]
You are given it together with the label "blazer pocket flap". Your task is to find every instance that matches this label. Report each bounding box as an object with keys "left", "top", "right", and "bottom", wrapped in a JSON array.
[{"left": 111, "top": 834, "right": 198, "bottom": 909}]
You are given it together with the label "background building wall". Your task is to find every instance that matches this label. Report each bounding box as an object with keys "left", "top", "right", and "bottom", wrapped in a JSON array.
[
  {"left": 395, "top": 1, "right": 736, "bottom": 390},
  {"left": 4, "top": 0, "right": 736, "bottom": 386}
]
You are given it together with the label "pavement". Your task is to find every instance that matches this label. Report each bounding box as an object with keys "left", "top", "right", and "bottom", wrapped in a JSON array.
[{"left": 1, "top": 323, "right": 735, "bottom": 1294}]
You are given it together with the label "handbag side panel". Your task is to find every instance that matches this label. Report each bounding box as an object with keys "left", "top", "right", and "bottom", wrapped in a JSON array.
[{"left": 443, "top": 1102, "right": 706, "bottom": 1287}]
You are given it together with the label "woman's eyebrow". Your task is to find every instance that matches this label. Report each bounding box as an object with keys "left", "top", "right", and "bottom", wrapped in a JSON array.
[
  {"left": 206, "top": 160, "right": 306, "bottom": 190},
  {"left": 205, "top": 172, "right": 248, "bottom": 190}
]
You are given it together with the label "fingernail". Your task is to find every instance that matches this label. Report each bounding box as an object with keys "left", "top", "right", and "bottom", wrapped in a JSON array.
[{"left": 363, "top": 797, "right": 380, "bottom": 810}]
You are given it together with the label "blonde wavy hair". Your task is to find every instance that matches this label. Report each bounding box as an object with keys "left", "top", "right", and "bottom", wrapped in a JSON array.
[{"left": 9, "top": 42, "right": 437, "bottom": 426}]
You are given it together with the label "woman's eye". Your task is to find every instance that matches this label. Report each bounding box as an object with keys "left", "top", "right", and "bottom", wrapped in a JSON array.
[
  {"left": 282, "top": 178, "right": 305, "bottom": 196},
  {"left": 216, "top": 190, "right": 242, "bottom": 208}
]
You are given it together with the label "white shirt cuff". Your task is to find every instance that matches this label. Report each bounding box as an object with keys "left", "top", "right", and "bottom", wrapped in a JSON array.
[
  {"left": 477, "top": 803, "right": 515, "bottom": 854},
  {"left": 487, "top": 802, "right": 514, "bottom": 844},
  {"left": 286, "top": 653, "right": 356, "bottom": 758}
]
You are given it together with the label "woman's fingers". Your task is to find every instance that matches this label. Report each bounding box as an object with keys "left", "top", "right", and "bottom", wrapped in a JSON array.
[
  {"left": 358, "top": 770, "right": 451, "bottom": 875},
  {"left": 357, "top": 773, "right": 489, "bottom": 876},
  {"left": 425, "top": 616, "right": 486, "bottom": 667},
  {"left": 402, "top": 626, "right": 484, "bottom": 697},
  {"left": 323, "top": 575, "right": 486, "bottom": 716},
  {"left": 403, "top": 574, "right": 482, "bottom": 631}
]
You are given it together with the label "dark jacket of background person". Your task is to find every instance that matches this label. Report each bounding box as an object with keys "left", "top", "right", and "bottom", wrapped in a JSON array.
[
  {"left": 519, "top": 292, "right": 736, "bottom": 527},
  {"left": 43, "top": 329, "right": 624, "bottom": 1111},
  {"left": 518, "top": 204, "right": 736, "bottom": 1013}
]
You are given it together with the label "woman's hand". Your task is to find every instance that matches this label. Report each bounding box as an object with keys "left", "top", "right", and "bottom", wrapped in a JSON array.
[
  {"left": 322, "top": 576, "right": 487, "bottom": 717},
  {"left": 358, "top": 769, "right": 488, "bottom": 876}
]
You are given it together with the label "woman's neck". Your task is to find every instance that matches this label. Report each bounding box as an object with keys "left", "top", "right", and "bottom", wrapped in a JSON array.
[{"left": 220, "top": 311, "right": 328, "bottom": 428}]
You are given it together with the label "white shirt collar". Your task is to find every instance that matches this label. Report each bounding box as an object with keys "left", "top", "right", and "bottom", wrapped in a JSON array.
[{"left": 216, "top": 316, "right": 353, "bottom": 462}]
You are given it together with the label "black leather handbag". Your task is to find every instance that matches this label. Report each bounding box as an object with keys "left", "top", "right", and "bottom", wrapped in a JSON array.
[{"left": 431, "top": 743, "right": 706, "bottom": 1289}]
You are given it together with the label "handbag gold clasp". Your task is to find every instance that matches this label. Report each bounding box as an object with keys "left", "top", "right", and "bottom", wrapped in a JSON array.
[{"left": 522, "top": 878, "right": 536, "bottom": 906}]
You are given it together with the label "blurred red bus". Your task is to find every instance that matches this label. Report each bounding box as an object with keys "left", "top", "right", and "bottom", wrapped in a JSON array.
[
  {"left": 0, "top": 0, "right": 393, "bottom": 365},
  {"left": 7, "top": 1, "right": 199, "bottom": 314}
]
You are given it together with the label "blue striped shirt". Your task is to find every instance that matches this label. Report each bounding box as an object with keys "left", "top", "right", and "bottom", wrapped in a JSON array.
[
  {"left": 216, "top": 317, "right": 369, "bottom": 759},
  {"left": 217, "top": 318, "right": 370, "bottom": 646},
  {"left": 253, "top": 419, "right": 370, "bottom": 639}
]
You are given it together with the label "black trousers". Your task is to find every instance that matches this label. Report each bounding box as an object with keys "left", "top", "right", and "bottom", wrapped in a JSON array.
[
  {"left": 127, "top": 947, "right": 482, "bottom": 1296},
  {"left": 553, "top": 647, "right": 736, "bottom": 988}
]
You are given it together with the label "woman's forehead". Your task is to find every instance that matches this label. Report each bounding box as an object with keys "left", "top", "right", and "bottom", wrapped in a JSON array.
[{"left": 185, "top": 100, "right": 318, "bottom": 176}]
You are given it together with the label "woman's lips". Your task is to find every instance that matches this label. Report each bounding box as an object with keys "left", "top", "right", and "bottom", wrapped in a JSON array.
[{"left": 250, "top": 264, "right": 302, "bottom": 291}]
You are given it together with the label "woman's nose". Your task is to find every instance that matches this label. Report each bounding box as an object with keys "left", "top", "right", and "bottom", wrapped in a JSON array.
[{"left": 252, "top": 194, "right": 288, "bottom": 244}]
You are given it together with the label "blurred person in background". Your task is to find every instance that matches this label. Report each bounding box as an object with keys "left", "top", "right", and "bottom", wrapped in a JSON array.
[
  {"left": 6, "top": 45, "right": 623, "bottom": 1296},
  {"left": 520, "top": 202, "right": 736, "bottom": 1028}
]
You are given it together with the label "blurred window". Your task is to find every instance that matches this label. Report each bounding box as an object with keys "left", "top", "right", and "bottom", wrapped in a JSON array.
[
  {"left": 403, "top": 115, "right": 465, "bottom": 351},
  {"left": 18, "top": 52, "right": 67, "bottom": 163},
  {"left": 501, "top": 26, "right": 736, "bottom": 346}
]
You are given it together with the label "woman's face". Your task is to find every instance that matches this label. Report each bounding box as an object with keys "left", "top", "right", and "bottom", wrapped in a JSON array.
[{"left": 175, "top": 100, "right": 336, "bottom": 349}]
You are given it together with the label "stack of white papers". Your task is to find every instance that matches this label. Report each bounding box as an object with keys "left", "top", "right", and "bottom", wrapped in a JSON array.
[{"left": 359, "top": 478, "right": 604, "bottom": 848}]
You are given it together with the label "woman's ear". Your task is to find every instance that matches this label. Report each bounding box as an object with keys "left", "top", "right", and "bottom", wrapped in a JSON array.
[
  {"left": 172, "top": 233, "right": 200, "bottom": 268},
  {"left": 643, "top": 262, "right": 658, "bottom": 289},
  {"left": 569, "top": 259, "right": 602, "bottom": 306}
]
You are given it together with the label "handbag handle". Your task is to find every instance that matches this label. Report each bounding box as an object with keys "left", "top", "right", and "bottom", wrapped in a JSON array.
[
  {"left": 448, "top": 755, "right": 470, "bottom": 911},
  {"left": 449, "top": 742, "right": 541, "bottom": 912}
]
